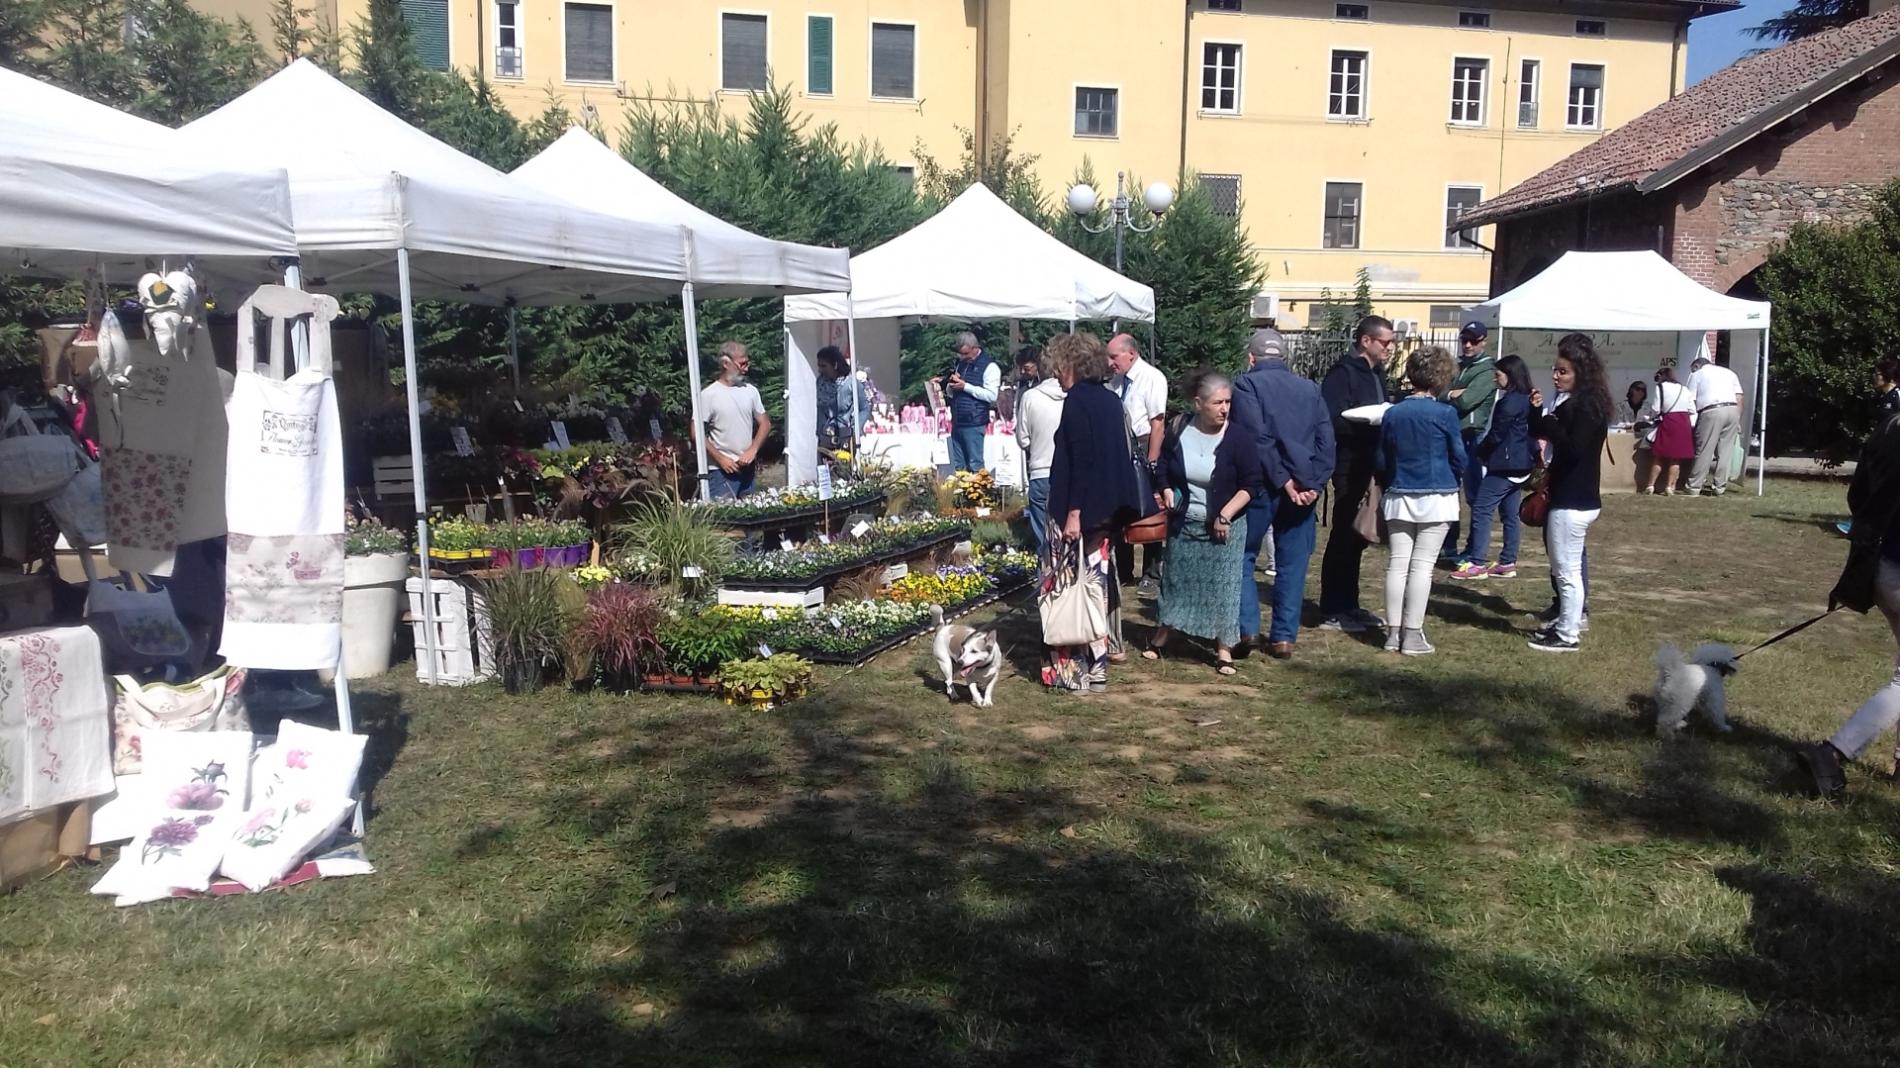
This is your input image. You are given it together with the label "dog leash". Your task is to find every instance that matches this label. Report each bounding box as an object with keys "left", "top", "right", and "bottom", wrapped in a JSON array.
[{"left": 1734, "top": 607, "right": 1838, "bottom": 660}]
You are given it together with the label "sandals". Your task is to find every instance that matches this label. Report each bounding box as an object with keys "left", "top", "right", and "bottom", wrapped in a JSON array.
[{"left": 1215, "top": 658, "right": 1236, "bottom": 676}]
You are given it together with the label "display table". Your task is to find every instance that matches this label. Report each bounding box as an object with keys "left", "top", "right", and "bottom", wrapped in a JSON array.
[
  {"left": 1, "top": 625, "right": 114, "bottom": 830},
  {"left": 860, "top": 432, "right": 1024, "bottom": 484}
]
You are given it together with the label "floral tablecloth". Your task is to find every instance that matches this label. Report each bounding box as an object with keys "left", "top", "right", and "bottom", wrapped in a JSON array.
[
  {"left": 859, "top": 432, "right": 1024, "bottom": 486},
  {"left": 0, "top": 626, "right": 113, "bottom": 827}
]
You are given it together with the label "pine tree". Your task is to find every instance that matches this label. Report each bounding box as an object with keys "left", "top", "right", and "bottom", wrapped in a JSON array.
[
  {"left": 1749, "top": 0, "right": 1867, "bottom": 43},
  {"left": 0, "top": 0, "right": 50, "bottom": 73},
  {"left": 39, "top": 0, "right": 138, "bottom": 109},
  {"left": 912, "top": 126, "right": 1048, "bottom": 221},
  {"left": 127, "top": 5, "right": 266, "bottom": 125}
]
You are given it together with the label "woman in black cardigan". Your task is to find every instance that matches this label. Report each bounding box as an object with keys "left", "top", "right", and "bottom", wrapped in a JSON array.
[
  {"left": 1526, "top": 333, "right": 1611, "bottom": 653},
  {"left": 1043, "top": 332, "right": 1141, "bottom": 693},
  {"left": 1146, "top": 370, "right": 1264, "bottom": 674}
]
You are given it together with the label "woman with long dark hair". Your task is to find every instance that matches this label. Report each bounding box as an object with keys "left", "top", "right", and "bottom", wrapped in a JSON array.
[
  {"left": 1527, "top": 334, "right": 1612, "bottom": 653},
  {"left": 1452, "top": 354, "right": 1535, "bottom": 582}
]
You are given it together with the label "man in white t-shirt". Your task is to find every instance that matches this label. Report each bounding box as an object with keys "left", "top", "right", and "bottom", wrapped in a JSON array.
[
  {"left": 1108, "top": 333, "right": 1168, "bottom": 594},
  {"left": 1685, "top": 355, "right": 1744, "bottom": 496},
  {"left": 696, "top": 340, "right": 772, "bottom": 499}
]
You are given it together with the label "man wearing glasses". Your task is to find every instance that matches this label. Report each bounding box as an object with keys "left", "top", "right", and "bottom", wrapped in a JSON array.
[{"left": 1318, "top": 315, "right": 1396, "bottom": 632}]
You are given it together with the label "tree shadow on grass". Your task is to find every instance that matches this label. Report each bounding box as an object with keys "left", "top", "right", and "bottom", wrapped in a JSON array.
[{"left": 381, "top": 688, "right": 1635, "bottom": 1068}]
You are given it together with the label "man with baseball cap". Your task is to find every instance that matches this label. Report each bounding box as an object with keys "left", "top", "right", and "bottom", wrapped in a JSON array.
[
  {"left": 1442, "top": 320, "right": 1499, "bottom": 572},
  {"left": 1230, "top": 327, "right": 1336, "bottom": 658}
]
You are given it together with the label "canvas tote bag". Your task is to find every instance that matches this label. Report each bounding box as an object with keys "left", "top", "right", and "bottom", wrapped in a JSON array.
[
  {"left": 219, "top": 287, "right": 346, "bottom": 671},
  {"left": 1038, "top": 539, "right": 1110, "bottom": 647}
]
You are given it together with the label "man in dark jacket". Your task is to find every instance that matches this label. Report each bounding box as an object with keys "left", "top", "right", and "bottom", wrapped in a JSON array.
[
  {"left": 1442, "top": 321, "right": 1498, "bottom": 564},
  {"left": 1231, "top": 329, "right": 1336, "bottom": 659},
  {"left": 1316, "top": 315, "right": 1396, "bottom": 631}
]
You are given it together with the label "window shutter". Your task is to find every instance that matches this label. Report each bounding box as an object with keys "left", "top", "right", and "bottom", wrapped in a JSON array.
[
  {"left": 1573, "top": 65, "right": 1604, "bottom": 90},
  {"left": 564, "top": 3, "right": 612, "bottom": 82},
  {"left": 723, "top": 13, "right": 768, "bottom": 91},
  {"left": 401, "top": 0, "right": 450, "bottom": 71},
  {"left": 871, "top": 23, "right": 915, "bottom": 98},
  {"left": 807, "top": 16, "right": 833, "bottom": 95}
]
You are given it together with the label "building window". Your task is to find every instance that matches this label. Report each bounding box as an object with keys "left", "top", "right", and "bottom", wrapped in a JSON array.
[
  {"left": 563, "top": 3, "right": 612, "bottom": 83},
  {"left": 870, "top": 22, "right": 915, "bottom": 99},
  {"left": 1517, "top": 58, "right": 1539, "bottom": 128},
  {"left": 1457, "top": 10, "right": 1490, "bottom": 27},
  {"left": 1074, "top": 86, "right": 1119, "bottom": 137},
  {"left": 1449, "top": 57, "right": 1486, "bottom": 125},
  {"left": 807, "top": 15, "right": 833, "bottom": 96},
  {"left": 494, "top": 0, "right": 521, "bottom": 78},
  {"left": 1429, "top": 304, "right": 1467, "bottom": 329},
  {"left": 721, "top": 12, "right": 768, "bottom": 91},
  {"left": 1207, "top": 0, "right": 1243, "bottom": 10},
  {"left": 1336, "top": 3, "right": 1369, "bottom": 19},
  {"left": 401, "top": 0, "right": 450, "bottom": 71},
  {"left": 1201, "top": 42, "right": 1241, "bottom": 113},
  {"left": 1575, "top": 18, "right": 1606, "bottom": 35},
  {"left": 1445, "top": 186, "right": 1482, "bottom": 248},
  {"left": 1323, "top": 181, "right": 1362, "bottom": 249},
  {"left": 890, "top": 165, "right": 915, "bottom": 189},
  {"left": 1567, "top": 63, "right": 1603, "bottom": 129},
  {"left": 1200, "top": 174, "right": 1241, "bottom": 217},
  {"left": 1329, "top": 50, "right": 1367, "bottom": 119}
]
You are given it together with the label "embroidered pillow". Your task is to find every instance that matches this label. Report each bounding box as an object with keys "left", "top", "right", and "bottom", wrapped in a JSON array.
[
  {"left": 91, "top": 808, "right": 241, "bottom": 904},
  {"left": 219, "top": 794, "right": 353, "bottom": 892},
  {"left": 253, "top": 721, "right": 364, "bottom": 804}
]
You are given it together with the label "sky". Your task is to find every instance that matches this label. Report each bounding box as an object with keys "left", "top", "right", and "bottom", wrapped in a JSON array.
[{"left": 1687, "top": 0, "right": 1797, "bottom": 82}]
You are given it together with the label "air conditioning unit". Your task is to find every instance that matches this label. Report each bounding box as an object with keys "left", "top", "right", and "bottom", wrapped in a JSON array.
[
  {"left": 1248, "top": 292, "right": 1280, "bottom": 321},
  {"left": 1393, "top": 318, "right": 1420, "bottom": 337}
]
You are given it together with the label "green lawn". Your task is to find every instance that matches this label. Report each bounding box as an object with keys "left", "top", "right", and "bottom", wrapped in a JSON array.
[{"left": 6, "top": 478, "right": 1900, "bottom": 1067}]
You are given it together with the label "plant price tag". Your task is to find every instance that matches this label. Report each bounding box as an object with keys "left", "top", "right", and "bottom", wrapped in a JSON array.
[
  {"left": 551, "top": 420, "right": 571, "bottom": 449},
  {"left": 779, "top": 535, "right": 795, "bottom": 551},
  {"left": 975, "top": 507, "right": 991, "bottom": 517},
  {"left": 817, "top": 533, "right": 831, "bottom": 545},
  {"left": 450, "top": 426, "right": 474, "bottom": 456},
  {"left": 817, "top": 464, "right": 834, "bottom": 501},
  {"left": 681, "top": 565, "right": 704, "bottom": 578},
  {"left": 513, "top": 398, "right": 525, "bottom": 412},
  {"left": 850, "top": 521, "right": 870, "bottom": 539},
  {"left": 649, "top": 418, "right": 663, "bottom": 442},
  {"left": 758, "top": 643, "right": 773, "bottom": 658},
  {"left": 605, "top": 417, "right": 628, "bottom": 444}
]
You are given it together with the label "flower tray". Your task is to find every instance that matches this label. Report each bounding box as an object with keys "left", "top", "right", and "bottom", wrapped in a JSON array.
[
  {"left": 703, "top": 491, "right": 887, "bottom": 531},
  {"left": 782, "top": 579, "right": 1031, "bottom": 667},
  {"left": 639, "top": 674, "right": 719, "bottom": 695},
  {"left": 722, "top": 529, "right": 969, "bottom": 591}
]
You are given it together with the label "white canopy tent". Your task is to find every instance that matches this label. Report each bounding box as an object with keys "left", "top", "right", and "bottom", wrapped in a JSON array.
[
  {"left": 1467, "top": 250, "right": 1773, "bottom": 495},
  {"left": 782, "top": 184, "right": 1156, "bottom": 484},
  {"left": 175, "top": 61, "right": 698, "bottom": 683},
  {"left": 1, "top": 65, "right": 298, "bottom": 284},
  {"left": 511, "top": 128, "right": 853, "bottom": 498}
]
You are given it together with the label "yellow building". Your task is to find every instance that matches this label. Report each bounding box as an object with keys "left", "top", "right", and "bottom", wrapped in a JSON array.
[{"left": 213, "top": 0, "right": 1729, "bottom": 329}]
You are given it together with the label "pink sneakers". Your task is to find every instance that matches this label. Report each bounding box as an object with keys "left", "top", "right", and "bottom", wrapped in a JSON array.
[{"left": 1449, "top": 562, "right": 1490, "bottom": 581}]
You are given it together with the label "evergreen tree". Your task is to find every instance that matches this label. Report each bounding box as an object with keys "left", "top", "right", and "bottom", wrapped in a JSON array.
[
  {"left": 127, "top": 5, "right": 266, "bottom": 125},
  {"left": 1749, "top": 0, "right": 1867, "bottom": 43},
  {"left": 39, "top": 0, "right": 138, "bottom": 109},
  {"left": 0, "top": 0, "right": 50, "bottom": 73},
  {"left": 912, "top": 126, "right": 1048, "bottom": 220},
  {"left": 350, "top": 0, "right": 432, "bottom": 123}
]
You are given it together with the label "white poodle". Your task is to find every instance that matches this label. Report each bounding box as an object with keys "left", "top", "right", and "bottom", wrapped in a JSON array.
[{"left": 1652, "top": 643, "right": 1739, "bottom": 738}]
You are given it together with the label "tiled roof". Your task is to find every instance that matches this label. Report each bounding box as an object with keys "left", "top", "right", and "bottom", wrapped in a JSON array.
[{"left": 1462, "top": 6, "right": 1900, "bottom": 228}]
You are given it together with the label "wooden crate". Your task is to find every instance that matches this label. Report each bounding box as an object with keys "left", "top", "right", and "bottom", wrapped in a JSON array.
[{"left": 404, "top": 576, "right": 493, "bottom": 685}]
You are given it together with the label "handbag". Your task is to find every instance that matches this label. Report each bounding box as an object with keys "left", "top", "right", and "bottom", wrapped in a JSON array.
[
  {"left": 1351, "top": 479, "right": 1385, "bottom": 544},
  {"left": 1519, "top": 458, "right": 1551, "bottom": 527},
  {"left": 1038, "top": 539, "right": 1109, "bottom": 647},
  {"left": 109, "top": 665, "right": 250, "bottom": 775}
]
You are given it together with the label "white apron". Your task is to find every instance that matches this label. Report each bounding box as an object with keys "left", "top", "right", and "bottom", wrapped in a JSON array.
[{"left": 218, "top": 287, "right": 346, "bottom": 671}]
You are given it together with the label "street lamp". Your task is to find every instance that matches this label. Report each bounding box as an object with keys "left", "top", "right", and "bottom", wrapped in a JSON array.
[{"left": 1066, "top": 171, "right": 1174, "bottom": 274}]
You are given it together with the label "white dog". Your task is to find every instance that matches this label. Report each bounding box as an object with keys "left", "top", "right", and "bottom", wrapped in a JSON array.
[
  {"left": 931, "top": 605, "right": 1002, "bottom": 707},
  {"left": 1652, "top": 642, "right": 1739, "bottom": 738}
]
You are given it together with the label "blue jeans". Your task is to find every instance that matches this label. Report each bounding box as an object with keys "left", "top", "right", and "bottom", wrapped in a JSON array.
[
  {"left": 1026, "top": 477, "right": 1051, "bottom": 560},
  {"left": 1465, "top": 473, "right": 1523, "bottom": 565},
  {"left": 948, "top": 425, "right": 986, "bottom": 472},
  {"left": 1448, "top": 429, "right": 1484, "bottom": 557},
  {"left": 707, "top": 462, "right": 757, "bottom": 500},
  {"left": 1240, "top": 494, "right": 1318, "bottom": 644}
]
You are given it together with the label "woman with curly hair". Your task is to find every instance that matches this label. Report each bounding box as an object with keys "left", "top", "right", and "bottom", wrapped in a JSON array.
[{"left": 1527, "top": 333, "right": 1613, "bottom": 653}]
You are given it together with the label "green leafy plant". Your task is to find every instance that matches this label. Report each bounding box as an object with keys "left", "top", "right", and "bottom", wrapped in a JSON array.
[
  {"left": 345, "top": 514, "right": 406, "bottom": 556},
  {"left": 656, "top": 611, "right": 754, "bottom": 678},
  {"left": 479, "top": 567, "right": 572, "bottom": 677},
  {"left": 615, "top": 498, "right": 735, "bottom": 595}
]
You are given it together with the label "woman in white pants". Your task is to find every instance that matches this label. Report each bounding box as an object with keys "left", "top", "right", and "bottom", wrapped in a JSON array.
[
  {"left": 1374, "top": 347, "right": 1466, "bottom": 656},
  {"left": 1799, "top": 402, "right": 1900, "bottom": 799},
  {"left": 1526, "top": 335, "right": 1612, "bottom": 653}
]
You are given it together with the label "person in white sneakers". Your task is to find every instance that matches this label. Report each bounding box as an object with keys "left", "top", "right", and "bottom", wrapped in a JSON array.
[
  {"left": 1015, "top": 354, "right": 1067, "bottom": 562},
  {"left": 1685, "top": 355, "right": 1744, "bottom": 496}
]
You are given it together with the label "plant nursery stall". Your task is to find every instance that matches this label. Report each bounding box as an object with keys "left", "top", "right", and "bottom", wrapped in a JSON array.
[
  {"left": 2, "top": 66, "right": 373, "bottom": 900},
  {"left": 782, "top": 183, "right": 1156, "bottom": 486}
]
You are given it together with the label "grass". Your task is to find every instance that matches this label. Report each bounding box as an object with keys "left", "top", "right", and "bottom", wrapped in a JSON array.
[{"left": 6, "top": 477, "right": 1900, "bottom": 1066}]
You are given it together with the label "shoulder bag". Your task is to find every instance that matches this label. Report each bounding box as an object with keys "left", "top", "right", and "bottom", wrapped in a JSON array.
[{"left": 1039, "top": 538, "right": 1110, "bottom": 647}]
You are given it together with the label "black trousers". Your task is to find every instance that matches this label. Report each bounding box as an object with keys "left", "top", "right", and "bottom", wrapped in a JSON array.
[
  {"left": 1318, "top": 451, "right": 1374, "bottom": 616},
  {"left": 1115, "top": 539, "right": 1157, "bottom": 583}
]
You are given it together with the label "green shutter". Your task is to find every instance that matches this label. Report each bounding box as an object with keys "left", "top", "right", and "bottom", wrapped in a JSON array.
[
  {"left": 401, "top": 0, "right": 450, "bottom": 71},
  {"left": 808, "top": 16, "right": 833, "bottom": 95}
]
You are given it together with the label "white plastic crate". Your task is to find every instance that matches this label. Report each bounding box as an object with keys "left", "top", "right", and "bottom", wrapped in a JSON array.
[
  {"left": 405, "top": 576, "right": 493, "bottom": 685},
  {"left": 716, "top": 585, "right": 827, "bottom": 616}
]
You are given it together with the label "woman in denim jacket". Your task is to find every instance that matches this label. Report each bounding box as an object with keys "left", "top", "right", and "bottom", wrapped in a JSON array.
[
  {"left": 1452, "top": 354, "right": 1535, "bottom": 582},
  {"left": 1374, "top": 347, "right": 1466, "bottom": 655}
]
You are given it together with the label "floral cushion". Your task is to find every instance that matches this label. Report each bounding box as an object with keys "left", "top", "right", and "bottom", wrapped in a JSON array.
[
  {"left": 253, "top": 720, "right": 364, "bottom": 804},
  {"left": 219, "top": 794, "right": 353, "bottom": 892}
]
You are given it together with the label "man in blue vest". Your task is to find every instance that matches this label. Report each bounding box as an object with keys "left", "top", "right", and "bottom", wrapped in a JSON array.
[{"left": 937, "top": 331, "right": 1001, "bottom": 473}]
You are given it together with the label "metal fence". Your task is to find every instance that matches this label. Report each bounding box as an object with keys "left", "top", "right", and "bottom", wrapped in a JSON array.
[{"left": 1276, "top": 328, "right": 1464, "bottom": 383}]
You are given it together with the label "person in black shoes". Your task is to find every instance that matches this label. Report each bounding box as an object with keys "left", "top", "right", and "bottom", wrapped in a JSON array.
[
  {"left": 1525, "top": 334, "right": 1611, "bottom": 654},
  {"left": 1316, "top": 315, "right": 1396, "bottom": 633},
  {"left": 1798, "top": 389, "right": 1900, "bottom": 800}
]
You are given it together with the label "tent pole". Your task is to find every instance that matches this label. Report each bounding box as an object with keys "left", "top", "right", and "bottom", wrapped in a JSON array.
[
  {"left": 507, "top": 304, "right": 520, "bottom": 390},
  {"left": 846, "top": 296, "right": 861, "bottom": 479},
  {"left": 682, "top": 282, "right": 709, "bottom": 502},
  {"left": 1757, "top": 327, "right": 1770, "bottom": 497},
  {"left": 398, "top": 249, "right": 438, "bottom": 685},
  {"left": 282, "top": 261, "right": 311, "bottom": 370}
]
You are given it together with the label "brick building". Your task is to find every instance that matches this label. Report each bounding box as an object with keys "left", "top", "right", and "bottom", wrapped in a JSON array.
[{"left": 1462, "top": 6, "right": 1900, "bottom": 303}]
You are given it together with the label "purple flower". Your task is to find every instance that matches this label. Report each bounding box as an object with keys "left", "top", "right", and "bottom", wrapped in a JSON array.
[
  {"left": 148, "top": 818, "right": 198, "bottom": 848},
  {"left": 192, "top": 815, "right": 215, "bottom": 826},
  {"left": 167, "top": 782, "right": 225, "bottom": 810}
]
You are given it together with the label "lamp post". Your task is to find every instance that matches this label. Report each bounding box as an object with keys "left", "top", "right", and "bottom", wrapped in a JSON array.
[{"left": 1066, "top": 171, "right": 1175, "bottom": 275}]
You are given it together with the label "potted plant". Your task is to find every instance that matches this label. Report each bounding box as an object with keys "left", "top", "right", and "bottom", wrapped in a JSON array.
[
  {"left": 428, "top": 517, "right": 492, "bottom": 564},
  {"left": 768, "top": 653, "right": 814, "bottom": 700},
  {"left": 569, "top": 582, "right": 665, "bottom": 692},
  {"left": 341, "top": 514, "right": 409, "bottom": 679},
  {"left": 655, "top": 611, "right": 752, "bottom": 687},
  {"left": 478, "top": 567, "right": 571, "bottom": 694},
  {"left": 716, "top": 654, "right": 814, "bottom": 709},
  {"left": 616, "top": 497, "right": 734, "bottom": 596}
]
